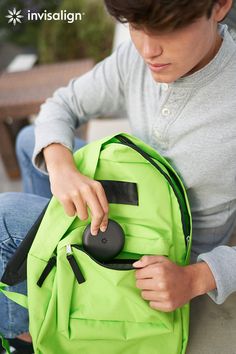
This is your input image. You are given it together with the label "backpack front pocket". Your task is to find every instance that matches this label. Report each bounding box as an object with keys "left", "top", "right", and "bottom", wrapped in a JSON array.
[{"left": 56, "top": 247, "right": 174, "bottom": 341}]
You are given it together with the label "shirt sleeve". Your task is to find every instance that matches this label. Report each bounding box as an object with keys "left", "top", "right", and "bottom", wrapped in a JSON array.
[
  {"left": 32, "top": 40, "right": 133, "bottom": 174},
  {"left": 197, "top": 245, "right": 236, "bottom": 304}
]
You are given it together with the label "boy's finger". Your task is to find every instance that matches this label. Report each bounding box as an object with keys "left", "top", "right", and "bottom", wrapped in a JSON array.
[
  {"left": 100, "top": 216, "right": 109, "bottom": 232},
  {"left": 133, "top": 255, "right": 167, "bottom": 268},
  {"left": 73, "top": 194, "right": 88, "bottom": 221},
  {"left": 62, "top": 199, "right": 76, "bottom": 217},
  {"left": 86, "top": 192, "right": 105, "bottom": 236},
  {"left": 95, "top": 184, "right": 109, "bottom": 212},
  {"left": 94, "top": 183, "right": 109, "bottom": 233}
]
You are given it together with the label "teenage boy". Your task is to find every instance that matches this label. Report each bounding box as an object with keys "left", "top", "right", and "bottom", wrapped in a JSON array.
[{"left": 0, "top": 0, "right": 235, "bottom": 351}]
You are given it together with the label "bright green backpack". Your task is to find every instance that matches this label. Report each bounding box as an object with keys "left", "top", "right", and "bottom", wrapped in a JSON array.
[{"left": 0, "top": 133, "right": 192, "bottom": 354}]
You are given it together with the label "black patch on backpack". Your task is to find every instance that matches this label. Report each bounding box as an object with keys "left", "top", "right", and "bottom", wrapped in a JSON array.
[{"left": 97, "top": 180, "right": 138, "bottom": 206}]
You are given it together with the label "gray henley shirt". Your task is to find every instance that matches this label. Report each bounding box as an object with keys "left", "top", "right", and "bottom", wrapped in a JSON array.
[{"left": 33, "top": 24, "right": 236, "bottom": 304}]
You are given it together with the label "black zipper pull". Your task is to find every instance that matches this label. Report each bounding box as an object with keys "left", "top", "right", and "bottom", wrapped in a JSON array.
[
  {"left": 66, "top": 245, "right": 86, "bottom": 284},
  {"left": 37, "top": 256, "right": 56, "bottom": 287}
]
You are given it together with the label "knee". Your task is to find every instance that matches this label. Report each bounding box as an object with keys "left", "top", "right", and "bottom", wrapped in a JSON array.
[
  {"left": 15, "top": 125, "right": 35, "bottom": 158},
  {"left": 0, "top": 193, "right": 20, "bottom": 215}
]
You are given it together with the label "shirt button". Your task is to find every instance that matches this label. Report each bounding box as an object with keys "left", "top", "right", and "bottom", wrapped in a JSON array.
[
  {"left": 162, "top": 107, "right": 170, "bottom": 116},
  {"left": 160, "top": 145, "right": 167, "bottom": 151},
  {"left": 155, "top": 130, "right": 161, "bottom": 138},
  {"left": 162, "top": 83, "right": 169, "bottom": 91}
]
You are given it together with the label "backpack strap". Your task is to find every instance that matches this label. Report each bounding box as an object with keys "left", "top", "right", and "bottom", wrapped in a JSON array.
[
  {"left": 0, "top": 282, "right": 28, "bottom": 308},
  {"left": 0, "top": 285, "right": 28, "bottom": 354},
  {"left": 0, "top": 333, "right": 10, "bottom": 354},
  {"left": 1, "top": 203, "right": 49, "bottom": 286}
]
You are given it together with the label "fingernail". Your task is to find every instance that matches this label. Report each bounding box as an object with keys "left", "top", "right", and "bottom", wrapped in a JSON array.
[
  {"left": 133, "top": 260, "right": 142, "bottom": 267},
  {"left": 91, "top": 230, "right": 98, "bottom": 236},
  {"left": 100, "top": 226, "right": 107, "bottom": 232}
]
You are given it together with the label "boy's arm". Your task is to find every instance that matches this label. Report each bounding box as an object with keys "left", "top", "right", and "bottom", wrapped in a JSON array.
[
  {"left": 32, "top": 40, "right": 133, "bottom": 174},
  {"left": 197, "top": 245, "right": 236, "bottom": 304},
  {"left": 32, "top": 40, "right": 134, "bottom": 234}
]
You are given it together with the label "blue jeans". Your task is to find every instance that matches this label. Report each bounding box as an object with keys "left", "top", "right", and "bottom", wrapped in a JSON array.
[
  {"left": 15, "top": 125, "right": 86, "bottom": 198},
  {"left": 0, "top": 192, "right": 49, "bottom": 338},
  {"left": 0, "top": 126, "right": 86, "bottom": 337}
]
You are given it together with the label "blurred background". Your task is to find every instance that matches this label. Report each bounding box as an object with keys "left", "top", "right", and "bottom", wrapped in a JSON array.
[
  {"left": 0, "top": 0, "right": 131, "bottom": 193},
  {"left": 0, "top": 0, "right": 235, "bottom": 193},
  {"left": 0, "top": 0, "right": 115, "bottom": 68}
]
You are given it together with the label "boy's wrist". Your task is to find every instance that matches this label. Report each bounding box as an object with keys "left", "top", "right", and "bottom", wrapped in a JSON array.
[
  {"left": 187, "top": 262, "right": 217, "bottom": 298},
  {"left": 43, "top": 143, "right": 77, "bottom": 174}
]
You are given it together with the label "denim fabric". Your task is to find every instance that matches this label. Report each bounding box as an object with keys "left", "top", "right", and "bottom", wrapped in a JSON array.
[
  {"left": 16, "top": 125, "right": 86, "bottom": 199},
  {"left": 0, "top": 192, "right": 49, "bottom": 338}
]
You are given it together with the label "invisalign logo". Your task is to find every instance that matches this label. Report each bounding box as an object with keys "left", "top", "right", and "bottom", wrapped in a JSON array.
[
  {"left": 27, "top": 9, "right": 85, "bottom": 24},
  {"left": 6, "top": 8, "right": 85, "bottom": 25},
  {"left": 6, "top": 8, "right": 24, "bottom": 26}
]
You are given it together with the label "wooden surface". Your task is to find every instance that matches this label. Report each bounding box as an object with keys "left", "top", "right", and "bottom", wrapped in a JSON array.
[{"left": 0, "top": 59, "right": 94, "bottom": 179}]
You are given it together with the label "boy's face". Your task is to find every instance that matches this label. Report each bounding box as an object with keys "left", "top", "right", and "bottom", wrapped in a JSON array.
[{"left": 129, "top": 6, "right": 224, "bottom": 83}]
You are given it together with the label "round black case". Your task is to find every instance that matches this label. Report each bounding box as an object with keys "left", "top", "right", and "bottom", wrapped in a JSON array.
[{"left": 82, "top": 219, "right": 125, "bottom": 261}]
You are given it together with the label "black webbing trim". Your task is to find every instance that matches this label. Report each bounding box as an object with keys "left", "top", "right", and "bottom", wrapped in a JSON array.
[
  {"left": 97, "top": 180, "right": 138, "bottom": 205},
  {"left": 37, "top": 256, "right": 56, "bottom": 288},
  {"left": 67, "top": 254, "right": 86, "bottom": 284},
  {"left": 1, "top": 202, "right": 50, "bottom": 286}
]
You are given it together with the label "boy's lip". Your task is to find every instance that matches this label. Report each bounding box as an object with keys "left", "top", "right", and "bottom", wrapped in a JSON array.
[{"left": 147, "top": 62, "right": 170, "bottom": 72}]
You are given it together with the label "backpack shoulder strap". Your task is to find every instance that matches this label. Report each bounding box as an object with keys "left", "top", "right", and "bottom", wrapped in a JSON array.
[{"left": 0, "top": 282, "right": 28, "bottom": 308}]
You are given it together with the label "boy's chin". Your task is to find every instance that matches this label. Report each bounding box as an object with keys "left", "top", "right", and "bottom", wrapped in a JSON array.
[{"left": 150, "top": 71, "right": 177, "bottom": 84}]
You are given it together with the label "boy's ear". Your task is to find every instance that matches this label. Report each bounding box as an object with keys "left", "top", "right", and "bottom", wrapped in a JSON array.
[{"left": 212, "top": 0, "right": 233, "bottom": 22}]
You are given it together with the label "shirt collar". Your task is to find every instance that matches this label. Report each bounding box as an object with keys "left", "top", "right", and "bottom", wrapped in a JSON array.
[{"left": 172, "top": 24, "right": 236, "bottom": 89}]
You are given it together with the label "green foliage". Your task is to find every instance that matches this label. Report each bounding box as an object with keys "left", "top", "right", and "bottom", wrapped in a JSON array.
[
  {"left": 0, "top": 0, "right": 114, "bottom": 63},
  {"left": 38, "top": 0, "right": 115, "bottom": 63},
  {"left": 0, "top": 0, "right": 59, "bottom": 47}
]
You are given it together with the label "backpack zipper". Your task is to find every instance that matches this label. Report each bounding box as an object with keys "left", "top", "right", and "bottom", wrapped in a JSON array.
[
  {"left": 37, "top": 256, "right": 57, "bottom": 287},
  {"left": 36, "top": 244, "right": 136, "bottom": 288},
  {"left": 67, "top": 245, "right": 136, "bottom": 284},
  {"left": 66, "top": 245, "right": 86, "bottom": 284},
  {"left": 115, "top": 135, "right": 191, "bottom": 246},
  {"left": 71, "top": 245, "right": 135, "bottom": 270}
]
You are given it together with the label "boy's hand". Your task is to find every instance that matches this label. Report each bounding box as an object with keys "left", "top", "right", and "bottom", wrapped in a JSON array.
[
  {"left": 49, "top": 167, "right": 109, "bottom": 236},
  {"left": 133, "top": 256, "right": 216, "bottom": 312},
  {"left": 44, "top": 143, "right": 109, "bottom": 235}
]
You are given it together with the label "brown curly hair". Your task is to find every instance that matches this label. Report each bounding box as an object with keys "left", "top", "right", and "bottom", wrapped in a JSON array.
[{"left": 104, "top": 0, "right": 222, "bottom": 32}]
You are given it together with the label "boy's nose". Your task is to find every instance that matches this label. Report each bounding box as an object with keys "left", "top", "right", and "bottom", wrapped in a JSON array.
[{"left": 141, "top": 34, "right": 163, "bottom": 61}]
